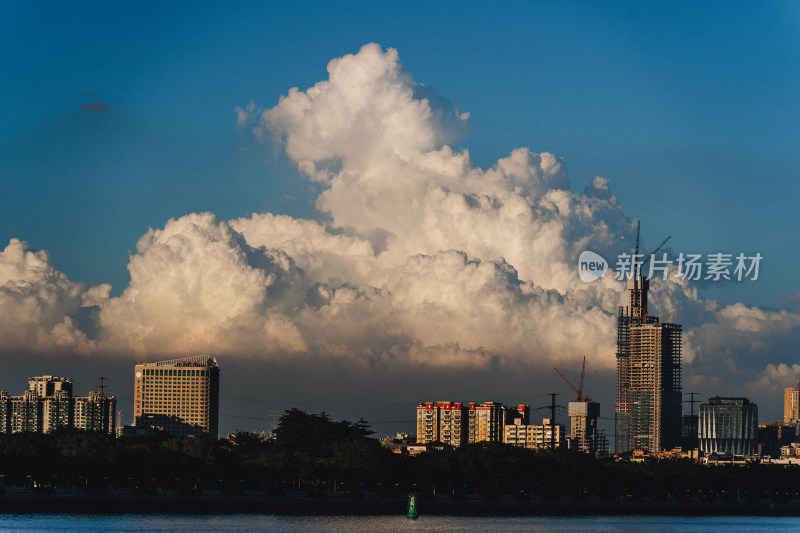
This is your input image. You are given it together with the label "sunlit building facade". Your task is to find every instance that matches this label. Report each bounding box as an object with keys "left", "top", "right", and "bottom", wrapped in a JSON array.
[
  {"left": 504, "top": 418, "right": 566, "bottom": 449},
  {"left": 416, "top": 402, "right": 529, "bottom": 447},
  {"left": 784, "top": 382, "right": 799, "bottom": 423},
  {"left": 468, "top": 402, "right": 505, "bottom": 444},
  {"left": 416, "top": 401, "right": 467, "bottom": 447},
  {"left": 134, "top": 355, "right": 220, "bottom": 439}
]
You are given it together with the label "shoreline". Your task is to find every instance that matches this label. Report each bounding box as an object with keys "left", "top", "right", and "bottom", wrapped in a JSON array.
[{"left": 2, "top": 493, "right": 800, "bottom": 516}]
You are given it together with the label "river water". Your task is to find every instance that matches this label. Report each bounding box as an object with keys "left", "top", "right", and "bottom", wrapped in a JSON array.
[{"left": 0, "top": 514, "right": 798, "bottom": 532}]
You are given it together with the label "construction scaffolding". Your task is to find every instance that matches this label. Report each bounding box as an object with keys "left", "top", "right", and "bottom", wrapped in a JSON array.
[
  {"left": 615, "top": 283, "right": 683, "bottom": 454},
  {"left": 615, "top": 305, "right": 632, "bottom": 453}
]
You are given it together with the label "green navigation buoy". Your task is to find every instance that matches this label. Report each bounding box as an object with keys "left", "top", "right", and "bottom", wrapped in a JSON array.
[{"left": 406, "top": 494, "right": 419, "bottom": 519}]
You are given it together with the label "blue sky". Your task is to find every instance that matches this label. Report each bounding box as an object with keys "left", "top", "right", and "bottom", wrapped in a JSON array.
[
  {"left": 2, "top": 2, "right": 800, "bottom": 432},
  {"left": 3, "top": 1, "right": 798, "bottom": 306}
]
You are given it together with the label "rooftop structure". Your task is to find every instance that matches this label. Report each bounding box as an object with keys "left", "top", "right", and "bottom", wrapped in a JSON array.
[{"left": 28, "top": 375, "right": 73, "bottom": 398}]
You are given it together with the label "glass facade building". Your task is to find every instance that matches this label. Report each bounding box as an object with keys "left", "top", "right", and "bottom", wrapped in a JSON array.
[{"left": 699, "top": 396, "right": 758, "bottom": 456}]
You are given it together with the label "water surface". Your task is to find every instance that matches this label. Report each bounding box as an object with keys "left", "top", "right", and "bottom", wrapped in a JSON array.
[{"left": 1, "top": 514, "right": 799, "bottom": 533}]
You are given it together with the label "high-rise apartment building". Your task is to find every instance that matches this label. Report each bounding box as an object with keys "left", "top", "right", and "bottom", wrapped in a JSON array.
[
  {"left": 699, "top": 397, "right": 758, "bottom": 456},
  {"left": 28, "top": 375, "right": 72, "bottom": 398},
  {"left": 615, "top": 263, "right": 682, "bottom": 453},
  {"left": 416, "top": 402, "right": 529, "bottom": 446},
  {"left": 133, "top": 355, "right": 220, "bottom": 439},
  {"left": 416, "top": 402, "right": 439, "bottom": 443},
  {"left": 468, "top": 402, "right": 505, "bottom": 444},
  {"left": 784, "top": 382, "right": 799, "bottom": 423},
  {"left": 74, "top": 390, "right": 117, "bottom": 432},
  {"left": 0, "top": 376, "right": 115, "bottom": 434},
  {"left": 415, "top": 401, "right": 467, "bottom": 446},
  {"left": 0, "top": 390, "right": 41, "bottom": 433}
]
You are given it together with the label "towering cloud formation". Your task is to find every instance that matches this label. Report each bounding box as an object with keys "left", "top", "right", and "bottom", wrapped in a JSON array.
[
  {"left": 1, "top": 44, "right": 798, "bottom": 401},
  {"left": 0, "top": 239, "right": 108, "bottom": 353}
]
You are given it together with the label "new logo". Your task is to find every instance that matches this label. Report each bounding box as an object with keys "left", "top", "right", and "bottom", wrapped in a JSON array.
[{"left": 578, "top": 251, "right": 608, "bottom": 282}]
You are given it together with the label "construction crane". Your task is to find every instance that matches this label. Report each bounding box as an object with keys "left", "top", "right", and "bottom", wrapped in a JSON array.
[
  {"left": 641, "top": 235, "right": 671, "bottom": 271},
  {"left": 633, "top": 221, "right": 671, "bottom": 274},
  {"left": 554, "top": 356, "right": 591, "bottom": 402}
]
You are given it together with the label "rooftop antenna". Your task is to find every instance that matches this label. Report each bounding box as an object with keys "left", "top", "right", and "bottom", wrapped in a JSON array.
[{"left": 98, "top": 376, "right": 108, "bottom": 396}]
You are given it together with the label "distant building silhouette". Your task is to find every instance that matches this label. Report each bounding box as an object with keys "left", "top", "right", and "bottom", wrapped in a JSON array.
[
  {"left": 758, "top": 422, "right": 798, "bottom": 458},
  {"left": 133, "top": 355, "right": 219, "bottom": 439}
]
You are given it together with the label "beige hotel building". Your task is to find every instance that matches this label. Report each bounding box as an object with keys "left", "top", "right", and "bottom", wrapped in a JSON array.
[{"left": 133, "top": 355, "right": 219, "bottom": 439}]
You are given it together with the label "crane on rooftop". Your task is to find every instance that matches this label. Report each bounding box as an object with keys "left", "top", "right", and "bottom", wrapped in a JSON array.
[
  {"left": 633, "top": 221, "right": 671, "bottom": 276},
  {"left": 554, "top": 356, "right": 591, "bottom": 402}
]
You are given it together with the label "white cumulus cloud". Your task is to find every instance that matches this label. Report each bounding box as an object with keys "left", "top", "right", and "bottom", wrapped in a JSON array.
[
  {"left": 0, "top": 239, "right": 108, "bottom": 354},
  {"left": 2, "top": 43, "right": 799, "bottom": 410}
]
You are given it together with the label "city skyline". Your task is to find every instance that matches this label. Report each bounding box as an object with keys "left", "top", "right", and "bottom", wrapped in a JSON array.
[{"left": 1, "top": 3, "right": 799, "bottom": 439}]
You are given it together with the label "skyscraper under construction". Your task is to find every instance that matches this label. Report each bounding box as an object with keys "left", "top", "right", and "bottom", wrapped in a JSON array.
[{"left": 615, "top": 253, "right": 682, "bottom": 453}]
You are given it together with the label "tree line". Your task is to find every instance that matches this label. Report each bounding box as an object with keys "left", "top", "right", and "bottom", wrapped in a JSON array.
[{"left": 1, "top": 408, "right": 800, "bottom": 502}]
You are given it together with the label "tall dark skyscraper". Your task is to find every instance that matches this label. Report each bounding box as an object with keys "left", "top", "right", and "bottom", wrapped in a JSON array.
[{"left": 615, "top": 260, "right": 682, "bottom": 453}]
